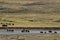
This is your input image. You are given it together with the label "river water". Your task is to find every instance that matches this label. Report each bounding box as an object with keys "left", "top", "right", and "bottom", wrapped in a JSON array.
[{"left": 0, "top": 29, "right": 60, "bottom": 34}]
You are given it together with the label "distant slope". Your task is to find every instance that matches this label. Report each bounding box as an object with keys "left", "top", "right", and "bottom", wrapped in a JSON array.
[
  {"left": 1, "top": 0, "right": 60, "bottom": 4},
  {"left": 0, "top": 0, "right": 60, "bottom": 13}
]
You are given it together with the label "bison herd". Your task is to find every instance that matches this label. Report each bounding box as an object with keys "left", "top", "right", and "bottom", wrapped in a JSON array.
[
  {"left": 0, "top": 23, "right": 14, "bottom": 27},
  {"left": 0, "top": 23, "right": 14, "bottom": 32}
]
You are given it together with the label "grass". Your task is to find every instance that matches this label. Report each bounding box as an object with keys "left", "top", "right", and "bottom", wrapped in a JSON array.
[
  {"left": 0, "top": 13, "right": 60, "bottom": 27},
  {"left": 0, "top": 0, "right": 60, "bottom": 27},
  {"left": 1, "top": 34, "right": 60, "bottom": 40}
]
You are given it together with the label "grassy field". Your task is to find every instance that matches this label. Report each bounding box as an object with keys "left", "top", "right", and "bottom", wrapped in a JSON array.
[
  {"left": 0, "top": 34, "right": 60, "bottom": 40},
  {"left": 0, "top": 0, "right": 60, "bottom": 40},
  {"left": 0, "top": 0, "right": 60, "bottom": 27},
  {"left": 0, "top": 13, "right": 60, "bottom": 27}
]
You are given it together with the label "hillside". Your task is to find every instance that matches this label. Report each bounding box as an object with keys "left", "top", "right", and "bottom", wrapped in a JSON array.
[{"left": 0, "top": 0, "right": 60, "bottom": 27}]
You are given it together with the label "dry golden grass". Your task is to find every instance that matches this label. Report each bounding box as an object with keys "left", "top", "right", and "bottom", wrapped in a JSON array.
[
  {"left": 0, "top": 0, "right": 60, "bottom": 27},
  {"left": 0, "top": 34, "right": 60, "bottom": 40},
  {"left": 0, "top": 13, "right": 60, "bottom": 27}
]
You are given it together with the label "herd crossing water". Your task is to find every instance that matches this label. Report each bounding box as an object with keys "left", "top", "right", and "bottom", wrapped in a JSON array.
[{"left": 0, "top": 28, "right": 60, "bottom": 35}]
